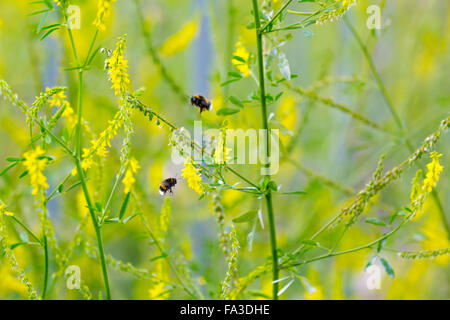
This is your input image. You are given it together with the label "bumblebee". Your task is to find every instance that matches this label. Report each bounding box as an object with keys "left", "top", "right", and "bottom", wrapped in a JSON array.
[
  {"left": 191, "top": 95, "right": 212, "bottom": 114},
  {"left": 159, "top": 178, "right": 177, "bottom": 195}
]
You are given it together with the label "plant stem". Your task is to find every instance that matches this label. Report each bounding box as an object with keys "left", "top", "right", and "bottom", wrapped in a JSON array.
[
  {"left": 252, "top": 0, "right": 279, "bottom": 300},
  {"left": 74, "top": 72, "right": 111, "bottom": 299},
  {"left": 133, "top": 0, "right": 188, "bottom": 102},
  {"left": 75, "top": 156, "right": 111, "bottom": 299},
  {"left": 42, "top": 235, "right": 48, "bottom": 299},
  {"left": 261, "top": 0, "right": 294, "bottom": 32},
  {"left": 344, "top": 17, "right": 450, "bottom": 240}
]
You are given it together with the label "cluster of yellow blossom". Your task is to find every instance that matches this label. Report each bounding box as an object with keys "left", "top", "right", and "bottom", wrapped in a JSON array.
[
  {"left": 159, "top": 20, "right": 198, "bottom": 57},
  {"left": 0, "top": 202, "right": 13, "bottom": 216},
  {"left": 422, "top": 152, "right": 443, "bottom": 192},
  {"left": 22, "top": 146, "right": 49, "bottom": 195},
  {"left": 122, "top": 157, "right": 140, "bottom": 194},
  {"left": 316, "top": 0, "right": 357, "bottom": 25},
  {"left": 106, "top": 35, "right": 130, "bottom": 97},
  {"left": 73, "top": 111, "right": 123, "bottom": 175},
  {"left": 214, "top": 133, "right": 232, "bottom": 164},
  {"left": 181, "top": 161, "right": 203, "bottom": 195},
  {"left": 232, "top": 42, "right": 250, "bottom": 77},
  {"left": 47, "top": 89, "right": 66, "bottom": 108},
  {"left": 93, "top": 0, "right": 117, "bottom": 31}
]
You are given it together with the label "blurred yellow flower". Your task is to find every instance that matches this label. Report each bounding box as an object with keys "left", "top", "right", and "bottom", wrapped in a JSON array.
[
  {"left": 122, "top": 157, "right": 140, "bottom": 194},
  {"left": 93, "top": 0, "right": 117, "bottom": 31},
  {"left": 159, "top": 197, "right": 171, "bottom": 234},
  {"left": 22, "top": 146, "right": 49, "bottom": 195},
  {"left": 182, "top": 161, "right": 203, "bottom": 195},
  {"left": 422, "top": 152, "right": 443, "bottom": 193},
  {"left": 232, "top": 42, "right": 250, "bottom": 77},
  {"left": 106, "top": 35, "right": 130, "bottom": 97},
  {"left": 73, "top": 111, "right": 123, "bottom": 175},
  {"left": 0, "top": 202, "right": 13, "bottom": 216},
  {"left": 47, "top": 88, "right": 66, "bottom": 108},
  {"left": 159, "top": 20, "right": 198, "bottom": 57},
  {"left": 148, "top": 260, "right": 170, "bottom": 299}
]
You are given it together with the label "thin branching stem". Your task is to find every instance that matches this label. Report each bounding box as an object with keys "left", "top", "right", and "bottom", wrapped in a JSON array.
[
  {"left": 252, "top": 0, "right": 279, "bottom": 300},
  {"left": 344, "top": 17, "right": 450, "bottom": 240}
]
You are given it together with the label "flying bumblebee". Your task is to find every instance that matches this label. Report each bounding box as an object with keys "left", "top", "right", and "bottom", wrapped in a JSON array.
[
  {"left": 159, "top": 177, "right": 177, "bottom": 195},
  {"left": 190, "top": 95, "right": 212, "bottom": 114}
]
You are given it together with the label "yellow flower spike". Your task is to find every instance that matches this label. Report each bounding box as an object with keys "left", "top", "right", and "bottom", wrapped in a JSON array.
[
  {"left": 422, "top": 152, "right": 443, "bottom": 193},
  {"left": 232, "top": 42, "right": 250, "bottom": 77},
  {"left": 159, "top": 20, "right": 198, "bottom": 57},
  {"left": 122, "top": 157, "right": 140, "bottom": 194},
  {"left": 106, "top": 35, "right": 131, "bottom": 97},
  {"left": 22, "top": 146, "right": 49, "bottom": 195},
  {"left": 181, "top": 161, "right": 203, "bottom": 195},
  {"left": 93, "top": 0, "right": 117, "bottom": 31},
  {"left": 47, "top": 88, "right": 66, "bottom": 108}
]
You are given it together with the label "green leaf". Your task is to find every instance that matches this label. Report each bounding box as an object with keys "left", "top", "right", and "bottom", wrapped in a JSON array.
[
  {"left": 36, "top": 11, "right": 49, "bottom": 34},
  {"left": 364, "top": 217, "right": 387, "bottom": 227},
  {"left": 228, "top": 72, "right": 243, "bottom": 78},
  {"left": 232, "top": 210, "right": 258, "bottom": 223},
  {"left": 220, "top": 79, "right": 241, "bottom": 87},
  {"left": 122, "top": 213, "right": 140, "bottom": 224},
  {"left": 0, "top": 162, "right": 18, "bottom": 176},
  {"left": 19, "top": 170, "right": 29, "bottom": 179},
  {"left": 277, "top": 279, "right": 295, "bottom": 296},
  {"left": 40, "top": 27, "right": 59, "bottom": 40},
  {"left": 296, "top": 275, "right": 316, "bottom": 295},
  {"left": 216, "top": 107, "right": 240, "bottom": 116},
  {"left": 365, "top": 256, "right": 377, "bottom": 271},
  {"left": 149, "top": 253, "right": 168, "bottom": 262},
  {"left": 229, "top": 96, "right": 244, "bottom": 108},
  {"left": 280, "top": 191, "right": 306, "bottom": 195},
  {"left": 300, "top": 239, "right": 319, "bottom": 247},
  {"left": 380, "top": 257, "right": 395, "bottom": 278},
  {"left": 94, "top": 202, "right": 102, "bottom": 212},
  {"left": 119, "top": 192, "right": 131, "bottom": 220},
  {"left": 389, "top": 211, "right": 406, "bottom": 225},
  {"left": 104, "top": 218, "right": 120, "bottom": 224},
  {"left": 232, "top": 55, "right": 246, "bottom": 63},
  {"left": 278, "top": 52, "right": 291, "bottom": 81}
]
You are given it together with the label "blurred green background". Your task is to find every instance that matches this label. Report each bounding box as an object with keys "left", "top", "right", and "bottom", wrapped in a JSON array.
[{"left": 0, "top": 0, "right": 448, "bottom": 299}]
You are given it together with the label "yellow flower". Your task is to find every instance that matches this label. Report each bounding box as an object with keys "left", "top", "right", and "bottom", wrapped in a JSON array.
[
  {"left": 422, "top": 152, "right": 443, "bottom": 193},
  {"left": 106, "top": 35, "right": 130, "bottom": 97},
  {"left": 0, "top": 202, "right": 14, "bottom": 216},
  {"left": 159, "top": 20, "right": 198, "bottom": 57},
  {"left": 148, "top": 261, "right": 170, "bottom": 299},
  {"left": 182, "top": 161, "right": 203, "bottom": 195},
  {"left": 159, "top": 197, "right": 171, "bottom": 234},
  {"left": 93, "top": 0, "right": 117, "bottom": 31},
  {"left": 214, "top": 134, "right": 232, "bottom": 164},
  {"left": 22, "top": 146, "right": 49, "bottom": 195},
  {"left": 232, "top": 42, "right": 250, "bottom": 77},
  {"left": 47, "top": 88, "right": 67, "bottom": 108},
  {"left": 72, "top": 110, "right": 123, "bottom": 175},
  {"left": 122, "top": 157, "right": 140, "bottom": 194}
]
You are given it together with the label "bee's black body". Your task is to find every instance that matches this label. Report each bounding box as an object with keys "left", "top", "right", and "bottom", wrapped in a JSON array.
[
  {"left": 159, "top": 178, "right": 177, "bottom": 195},
  {"left": 190, "top": 95, "right": 212, "bottom": 114}
]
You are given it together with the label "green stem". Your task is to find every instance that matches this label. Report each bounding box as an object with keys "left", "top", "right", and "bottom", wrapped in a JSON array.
[
  {"left": 75, "top": 157, "right": 111, "bottom": 299},
  {"left": 133, "top": 0, "right": 188, "bottom": 102},
  {"left": 252, "top": 0, "right": 279, "bottom": 300},
  {"left": 64, "top": 14, "right": 113, "bottom": 298},
  {"left": 42, "top": 235, "right": 49, "bottom": 299},
  {"left": 261, "top": 0, "right": 294, "bottom": 32},
  {"left": 8, "top": 215, "right": 42, "bottom": 244}
]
